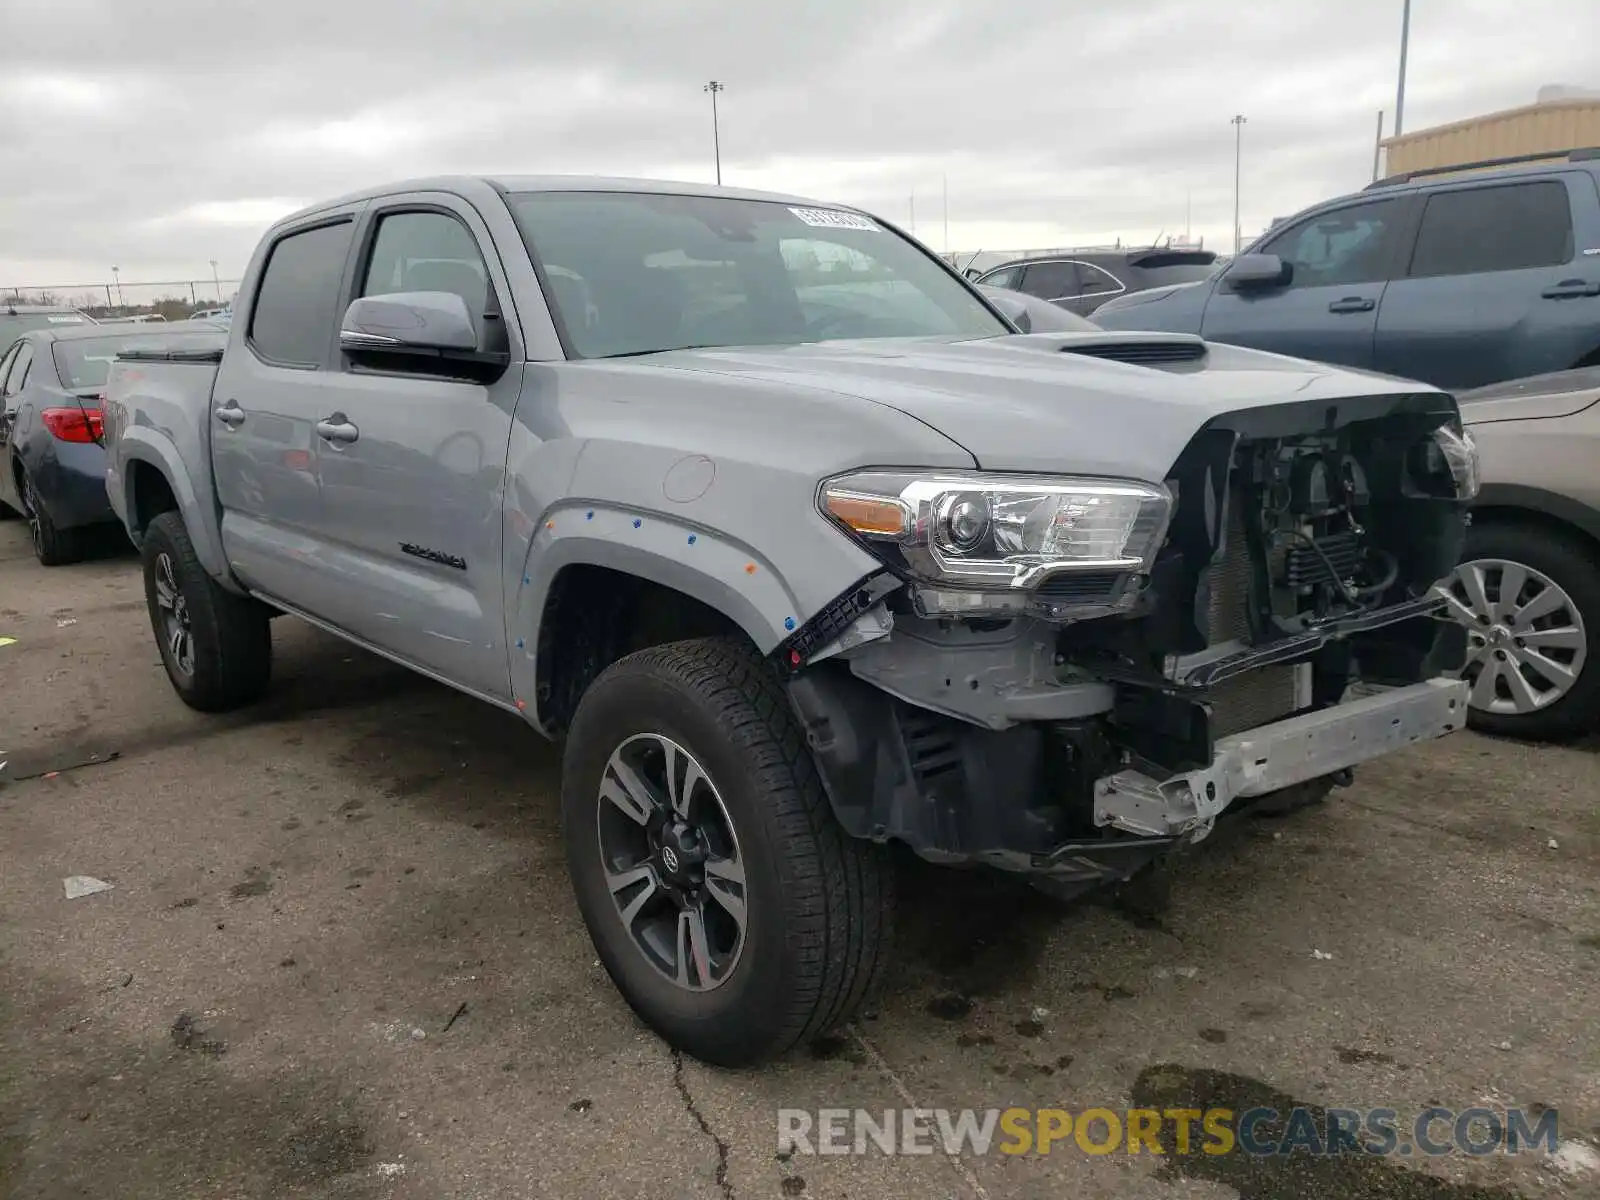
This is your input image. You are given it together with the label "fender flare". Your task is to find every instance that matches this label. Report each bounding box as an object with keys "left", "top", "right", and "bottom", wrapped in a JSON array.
[
  {"left": 116, "top": 428, "right": 236, "bottom": 587},
  {"left": 508, "top": 501, "right": 803, "bottom": 721}
]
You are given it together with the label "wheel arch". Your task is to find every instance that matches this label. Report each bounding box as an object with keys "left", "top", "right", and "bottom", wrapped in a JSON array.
[
  {"left": 1471, "top": 484, "right": 1600, "bottom": 555},
  {"left": 1570, "top": 343, "right": 1600, "bottom": 371},
  {"left": 115, "top": 432, "right": 234, "bottom": 586},
  {"left": 511, "top": 506, "right": 804, "bottom": 734}
]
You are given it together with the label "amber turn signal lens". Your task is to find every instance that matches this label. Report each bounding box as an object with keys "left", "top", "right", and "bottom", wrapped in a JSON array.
[{"left": 823, "top": 492, "right": 907, "bottom": 537}]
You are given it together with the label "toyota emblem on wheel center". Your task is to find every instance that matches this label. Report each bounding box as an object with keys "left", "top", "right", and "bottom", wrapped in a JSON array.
[{"left": 661, "top": 846, "right": 680, "bottom": 873}]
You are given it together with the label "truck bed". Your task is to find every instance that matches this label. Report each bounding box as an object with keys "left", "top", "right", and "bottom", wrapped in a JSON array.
[{"left": 102, "top": 344, "right": 229, "bottom": 581}]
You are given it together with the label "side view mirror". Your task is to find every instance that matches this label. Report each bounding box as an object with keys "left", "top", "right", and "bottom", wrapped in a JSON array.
[
  {"left": 987, "top": 293, "right": 1033, "bottom": 333},
  {"left": 340, "top": 291, "right": 479, "bottom": 355},
  {"left": 1223, "top": 253, "right": 1291, "bottom": 290}
]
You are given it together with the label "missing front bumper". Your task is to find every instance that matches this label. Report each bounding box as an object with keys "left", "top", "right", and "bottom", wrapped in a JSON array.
[{"left": 1094, "top": 677, "right": 1469, "bottom": 839}]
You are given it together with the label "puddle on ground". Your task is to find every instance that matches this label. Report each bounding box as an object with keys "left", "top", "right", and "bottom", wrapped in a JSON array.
[{"left": 1132, "top": 1064, "right": 1526, "bottom": 1199}]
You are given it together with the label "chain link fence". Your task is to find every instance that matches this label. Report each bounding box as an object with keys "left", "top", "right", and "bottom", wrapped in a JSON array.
[{"left": 1, "top": 279, "right": 242, "bottom": 321}]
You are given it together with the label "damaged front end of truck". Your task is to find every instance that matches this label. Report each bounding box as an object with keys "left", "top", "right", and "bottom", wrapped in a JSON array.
[{"left": 777, "top": 391, "right": 1479, "bottom": 894}]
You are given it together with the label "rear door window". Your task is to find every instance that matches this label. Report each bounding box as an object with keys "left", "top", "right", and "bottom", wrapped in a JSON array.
[
  {"left": 248, "top": 219, "right": 356, "bottom": 366},
  {"left": 1406, "top": 181, "right": 1574, "bottom": 278},
  {"left": 0, "top": 345, "right": 19, "bottom": 398},
  {"left": 4, "top": 344, "right": 34, "bottom": 396},
  {"left": 1075, "top": 263, "right": 1125, "bottom": 298},
  {"left": 1018, "top": 261, "right": 1080, "bottom": 300}
]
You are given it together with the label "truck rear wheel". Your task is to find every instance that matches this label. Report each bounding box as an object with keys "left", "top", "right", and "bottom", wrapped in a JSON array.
[
  {"left": 141, "top": 511, "right": 272, "bottom": 712},
  {"left": 561, "top": 636, "right": 895, "bottom": 1067}
]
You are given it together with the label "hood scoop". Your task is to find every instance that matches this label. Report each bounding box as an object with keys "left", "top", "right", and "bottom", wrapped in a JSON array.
[{"left": 1058, "top": 332, "right": 1208, "bottom": 366}]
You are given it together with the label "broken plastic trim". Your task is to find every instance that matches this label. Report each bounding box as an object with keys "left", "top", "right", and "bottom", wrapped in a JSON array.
[{"left": 770, "top": 570, "right": 901, "bottom": 675}]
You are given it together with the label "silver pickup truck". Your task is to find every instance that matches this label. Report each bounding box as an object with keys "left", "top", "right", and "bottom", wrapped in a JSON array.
[{"left": 102, "top": 176, "right": 1477, "bottom": 1066}]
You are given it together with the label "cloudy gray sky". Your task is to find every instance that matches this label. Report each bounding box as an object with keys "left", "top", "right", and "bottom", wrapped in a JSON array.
[{"left": 2, "top": 0, "right": 1595, "bottom": 299}]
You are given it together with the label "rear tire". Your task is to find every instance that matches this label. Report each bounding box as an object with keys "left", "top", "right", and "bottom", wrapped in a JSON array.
[
  {"left": 1447, "top": 521, "right": 1600, "bottom": 743},
  {"left": 141, "top": 511, "right": 272, "bottom": 712},
  {"left": 19, "top": 469, "right": 84, "bottom": 566},
  {"left": 561, "top": 636, "right": 895, "bottom": 1067}
]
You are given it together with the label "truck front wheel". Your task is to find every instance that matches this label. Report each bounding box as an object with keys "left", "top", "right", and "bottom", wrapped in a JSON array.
[
  {"left": 561, "top": 636, "right": 895, "bottom": 1067},
  {"left": 141, "top": 511, "right": 273, "bottom": 712}
]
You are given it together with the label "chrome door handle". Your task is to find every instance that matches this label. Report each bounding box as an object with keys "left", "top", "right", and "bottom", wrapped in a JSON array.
[
  {"left": 214, "top": 401, "right": 246, "bottom": 427},
  {"left": 315, "top": 415, "right": 359, "bottom": 444}
]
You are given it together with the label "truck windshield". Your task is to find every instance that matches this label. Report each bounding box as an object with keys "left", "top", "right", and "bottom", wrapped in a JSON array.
[{"left": 507, "top": 191, "right": 1007, "bottom": 358}]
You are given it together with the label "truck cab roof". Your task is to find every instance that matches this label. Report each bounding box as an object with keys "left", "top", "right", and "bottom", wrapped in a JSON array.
[{"left": 277, "top": 175, "right": 842, "bottom": 232}]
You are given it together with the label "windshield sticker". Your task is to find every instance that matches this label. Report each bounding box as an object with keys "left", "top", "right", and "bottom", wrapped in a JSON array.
[{"left": 788, "top": 207, "right": 881, "bottom": 232}]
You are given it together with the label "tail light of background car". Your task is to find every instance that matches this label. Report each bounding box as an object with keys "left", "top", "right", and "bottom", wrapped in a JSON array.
[{"left": 40, "top": 407, "right": 105, "bottom": 443}]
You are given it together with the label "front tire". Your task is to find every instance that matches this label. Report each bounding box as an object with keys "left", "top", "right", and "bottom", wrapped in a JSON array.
[
  {"left": 141, "top": 511, "right": 273, "bottom": 712},
  {"left": 562, "top": 637, "right": 895, "bottom": 1067},
  {"left": 1445, "top": 521, "right": 1600, "bottom": 742},
  {"left": 1248, "top": 776, "right": 1336, "bottom": 817}
]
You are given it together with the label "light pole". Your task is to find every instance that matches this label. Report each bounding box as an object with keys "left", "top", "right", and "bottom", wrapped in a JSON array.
[
  {"left": 1231, "top": 114, "right": 1247, "bottom": 255},
  {"left": 111, "top": 265, "right": 123, "bottom": 310},
  {"left": 210, "top": 259, "right": 221, "bottom": 302},
  {"left": 703, "top": 81, "right": 725, "bottom": 185},
  {"left": 1394, "top": 0, "right": 1412, "bottom": 137}
]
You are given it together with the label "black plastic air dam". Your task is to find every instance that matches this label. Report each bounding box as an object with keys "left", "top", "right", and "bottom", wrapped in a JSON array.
[
  {"left": 786, "top": 661, "right": 1176, "bottom": 884},
  {"left": 784, "top": 618, "right": 1466, "bottom": 881}
]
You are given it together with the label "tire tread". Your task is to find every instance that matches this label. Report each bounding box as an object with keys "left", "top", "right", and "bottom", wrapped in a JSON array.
[
  {"left": 578, "top": 636, "right": 894, "bottom": 1060},
  {"left": 143, "top": 511, "right": 272, "bottom": 712}
]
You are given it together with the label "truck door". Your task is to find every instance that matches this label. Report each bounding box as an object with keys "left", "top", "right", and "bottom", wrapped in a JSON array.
[
  {"left": 211, "top": 214, "right": 358, "bottom": 605},
  {"left": 1372, "top": 174, "right": 1599, "bottom": 389},
  {"left": 1200, "top": 195, "right": 1408, "bottom": 370},
  {"left": 307, "top": 196, "right": 524, "bottom": 700}
]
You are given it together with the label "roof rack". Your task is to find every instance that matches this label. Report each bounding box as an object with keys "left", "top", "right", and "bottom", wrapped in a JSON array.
[{"left": 1366, "top": 146, "right": 1600, "bottom": 189}]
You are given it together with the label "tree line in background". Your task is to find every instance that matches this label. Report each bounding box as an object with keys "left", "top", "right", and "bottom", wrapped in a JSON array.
[{"left": 1, "top": 285, "right": 233, "bottom": 321}]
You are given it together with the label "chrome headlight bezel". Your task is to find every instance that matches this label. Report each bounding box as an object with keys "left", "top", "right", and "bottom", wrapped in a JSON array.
[{"left": 817, "top": 469, "right": 1174, "bottom": 590}]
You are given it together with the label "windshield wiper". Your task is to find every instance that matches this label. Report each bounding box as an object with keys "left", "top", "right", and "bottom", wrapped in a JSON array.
[{"left": 597, "top": 344, "right": 727, "bottom": 360}]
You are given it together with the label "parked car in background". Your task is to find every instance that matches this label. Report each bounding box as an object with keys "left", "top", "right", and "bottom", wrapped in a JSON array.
[
  {"left": 0, "top": 319, "right": 225, "bottom": 564},
  {"left": 1094, "top": 150, "right": 1600, "bottom": 392},
  {"left": 977, "top": 283, "right": 1100, "bottom": 332},
  {"left": 1448, "top": 366, "right": 1600, "bottom": 740},
  {"left": 0, "top": 303, "right": 97, "bottom": 354},
  {"left": 102, "top": 174, "right": 1474, "bottom": 1066},
  {"left": 970, "top": 247, "right": 1219, "bottom": 317}
]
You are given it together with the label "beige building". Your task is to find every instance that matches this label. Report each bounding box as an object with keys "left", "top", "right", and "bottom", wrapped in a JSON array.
[{"left": 1380, "top": 87, "right": 1600, "bottom": 180}]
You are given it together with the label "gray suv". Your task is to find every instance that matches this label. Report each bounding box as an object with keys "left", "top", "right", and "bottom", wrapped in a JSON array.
[
  {"left": 103, "top": 176, "right": 1477, "bottom": 1066},
  {"left": 1094, "top": 150, "right": 1600, "bottom": 391}
]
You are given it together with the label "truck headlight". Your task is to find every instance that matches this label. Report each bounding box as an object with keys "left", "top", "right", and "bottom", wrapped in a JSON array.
[
  {"left": 1431, "top": 423, "right": 1481, "bottom": 500},
  {"left": 819, "top": 470, "right": 1172, "bottom": 589}
]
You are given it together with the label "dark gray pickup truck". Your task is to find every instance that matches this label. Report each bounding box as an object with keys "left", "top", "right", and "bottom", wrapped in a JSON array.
[{"left": 103, "top": 176, "right": 1477, "bottom": 1066}]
